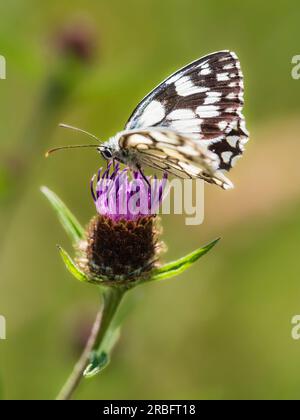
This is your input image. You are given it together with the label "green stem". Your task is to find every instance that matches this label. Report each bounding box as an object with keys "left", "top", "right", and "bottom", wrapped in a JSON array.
[
  {"left": 56, "top": 287, "right": 125, "bottom": 401},
  {"left": 94, "top": 287, "right": 125, "bottom": 350}
]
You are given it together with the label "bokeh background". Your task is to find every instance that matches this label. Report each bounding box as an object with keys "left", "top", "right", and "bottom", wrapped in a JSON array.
[{"left": 1, "top": 0, "right": 300, "bottom": 400}]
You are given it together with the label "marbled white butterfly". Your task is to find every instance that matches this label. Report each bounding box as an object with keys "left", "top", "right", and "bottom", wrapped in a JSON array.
[{"left": 47, "top": 51, "right": 248, "bottom": 189}]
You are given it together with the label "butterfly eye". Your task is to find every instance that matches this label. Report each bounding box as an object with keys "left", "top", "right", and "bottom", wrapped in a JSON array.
[{"left": 101, "top": 148, "right": 113, "bottom": 160}]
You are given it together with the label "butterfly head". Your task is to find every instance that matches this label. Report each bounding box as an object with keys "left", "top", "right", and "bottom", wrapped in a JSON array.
[
  {"left": 98, "top": 145, "right": 114, "bottom": 161},
  {"left": 98, "top": 135, "right": 128, "bottom": 164}
]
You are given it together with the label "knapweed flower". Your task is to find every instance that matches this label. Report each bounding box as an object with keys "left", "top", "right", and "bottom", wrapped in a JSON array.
[
  {"left": 42, "top": 163, "right": 220, "bottom": 399},
  {"left": 77, "top": 164, "right": 168, "bottom": 284},
  {"left": 54, "top": 19, "right": 97, "bottom": 63}
]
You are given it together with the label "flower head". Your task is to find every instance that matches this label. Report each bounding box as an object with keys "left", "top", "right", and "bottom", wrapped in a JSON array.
[
  {"left": 90, "top": 163, "right": 167, "bottom": 222},
  {"left": 77, "top": 164, "right": 167, "bottom": 284},
  {"left": 54, "top": 19, "right": 97, "bottom": 62}
]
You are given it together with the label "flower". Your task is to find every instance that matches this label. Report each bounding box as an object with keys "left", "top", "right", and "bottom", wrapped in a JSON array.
[
  {"left": 77, "top": 164, "right": 168, "bottom": 284},
  {"left": 42, "top": 176, "right": 220, "bottom": 394},
  {"left": 91, "top": 163, "right": 167, "bottom": 221},
  {"left": 54, "top": 19, "right": 97, "bottom": 62}
]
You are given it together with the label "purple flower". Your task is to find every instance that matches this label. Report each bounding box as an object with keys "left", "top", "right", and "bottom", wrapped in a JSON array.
[
  {"left": 54, "top": 19, "right": 97, "bottom": 62},
  {"left": 76, "top": 164, "right": 168, "bottom": 283},
  {"left": 90, "top": 163, "right": 168, "bottom": 221}
]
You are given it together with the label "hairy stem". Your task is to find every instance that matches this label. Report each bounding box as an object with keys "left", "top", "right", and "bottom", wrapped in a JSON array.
[{"left": 56, "top": 287, "right": 125, "bottom": 400}]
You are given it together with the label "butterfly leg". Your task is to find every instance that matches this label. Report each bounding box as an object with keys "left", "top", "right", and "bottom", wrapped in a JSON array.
[{"left": 137, "top": 164, "right": 151, "bottom": 189}]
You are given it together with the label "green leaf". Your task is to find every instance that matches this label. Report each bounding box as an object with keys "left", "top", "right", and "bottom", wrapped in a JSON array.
[
  {"left": 40, "top": 186, "right": 85, "bottom": 244},
  {"left": 84, "top": 325, "right": 121, "bottom": 378},
  {"left": 149, "top": 238, "right": 220, "bottom": 282},
  {"left": 84, "top": 289, "right": 123, "bottom": 378},
  {"left": 84, "top": 351, "right": 109, "bottom": 378},
  {"left": 57, "top": 245, "right": 90, "bottom": 283}
]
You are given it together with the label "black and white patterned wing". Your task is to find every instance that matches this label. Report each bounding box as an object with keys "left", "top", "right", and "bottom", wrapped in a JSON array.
[
  {"left": 125, "top": 51, "right": 249, "bottom": 172},
  {"left": 118, "top": 128, "right": 233, "bottom": 190}
]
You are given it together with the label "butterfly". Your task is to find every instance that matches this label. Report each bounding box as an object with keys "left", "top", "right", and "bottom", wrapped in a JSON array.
[{"left": 47, "top": 50, "right": 249, "bottom": 189}]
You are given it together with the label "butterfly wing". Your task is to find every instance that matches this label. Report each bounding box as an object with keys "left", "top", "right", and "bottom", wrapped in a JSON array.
[
  {"left": 118, "top": 128, "right": 233, "bottom": 190},
  {"left": 125, "top": 50, "right": 248, "bottom": 172}
]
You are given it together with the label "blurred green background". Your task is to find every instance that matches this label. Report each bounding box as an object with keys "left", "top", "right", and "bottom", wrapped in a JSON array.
[{"left": 1, "top": 0, "right": 300, "bottom": 400}]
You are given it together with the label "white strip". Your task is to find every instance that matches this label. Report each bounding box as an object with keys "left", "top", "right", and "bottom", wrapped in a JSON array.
[
  {"left": 217, "top": 73, "right": 229, "bottom": 82},
  {"left": 218, "top": 121, "right": 228, "bottom": 131},
  {"left": 200, "top": 68, "right": 211, "bottom": 76},
  {"left": 166, "top": 72, "right": 183, "bottom": 85},
  {"left": 204, "top": 91, "right": 222, "bottom": 105},
  {"left": 175, "top": 76, "right": 209, "bottom": 97},
  {"left": 196, "top": 105, "right": 219, "bottom": 118},
  {"left": 221, "top": 151, "right": 232, "bottom": 164},
  {"left": 226, "top": 92, "right": 237, "bottom": 100},
  {"left": 168, "top": 109, "right": 195, "bottom": 120},
  {"left": 227, "top": 135, "right": 239, "bottom": 147},
  {"left": 139, "top": 101, "right": 165, "bottom": 127},
  {"left": 170, "top": 119, "right": 201, "bottom": 133}
]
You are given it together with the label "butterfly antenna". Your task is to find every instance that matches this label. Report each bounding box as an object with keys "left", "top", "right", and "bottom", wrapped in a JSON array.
[
  {"left": 59, "top": 123, "right": 101, "bottom": 143},
  {"left": 45, "top": 144, "right": 99, "bottom": 158}
]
